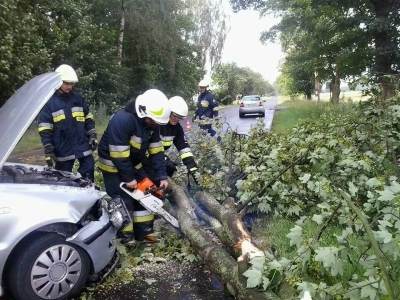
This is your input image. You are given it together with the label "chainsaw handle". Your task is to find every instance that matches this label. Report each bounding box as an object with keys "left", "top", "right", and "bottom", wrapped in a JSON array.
[{"left": 120, "top": 182, "right": 136, "bottom": 192}]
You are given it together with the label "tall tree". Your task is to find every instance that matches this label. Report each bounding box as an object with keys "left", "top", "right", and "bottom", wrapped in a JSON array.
[
  {"left": 187, "top": 0, "right": 229, "bottom": 72},
  {"left": 230, "top": 0, "right": 400, "bottom": 100},
  {"left": 212, "top": 62, "right": 274, "bottom": 103},
  {"left": 0, "top": 0, "right": 51, "bottom": 105}
]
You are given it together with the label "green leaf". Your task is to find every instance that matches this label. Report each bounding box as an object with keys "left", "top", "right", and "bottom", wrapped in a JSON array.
[
  {"left": 360, "top": 284, "right": 377, "bottom": 300},
  {"left": 373, "top": 230, "right": 392, "bottom": 244},
  {"left": 348, "top": 182, "right": 358, "bottom": 196},
  {"left": 287, "top": 225, "right": 303, "bottom": 248},
  {"left": 262, "top": 277, "right": 271, "bottom": 290},
  {"left": 312, "top": 214, "right": 324, "bottom": 225},
  {"left": 250, "top": 256, "right": 265, "bottom": 271},
  {"left": 300, "top": 173, "right": 311, "bottom": 183},
  {"left": 314, "top": 246, "right": 343, "bottom": 276},
  {"left": 378, "top": 189, "right": 394, "bottom": 202},
  {"left": 366, "top": 177, "right": 381, "bottom": 188},
  {"left": 243, "top": 269, "right": 262, "bottom": 288}
]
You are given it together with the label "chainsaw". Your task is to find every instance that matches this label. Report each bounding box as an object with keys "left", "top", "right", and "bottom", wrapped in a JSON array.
[{"left": 119, "top": 182, "right": 179, "bottom": 228}]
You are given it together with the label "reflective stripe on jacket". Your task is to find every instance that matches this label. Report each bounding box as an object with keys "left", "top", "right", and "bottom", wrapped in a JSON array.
[
  {"left": 37, "top": 90, "right": 95, "bottom": 160},
  {"left": 160, "top": 123, "right": 197, "bottom": 170},
  {"left": 194, "top": 90, "right": 219, "bottom": 121}
]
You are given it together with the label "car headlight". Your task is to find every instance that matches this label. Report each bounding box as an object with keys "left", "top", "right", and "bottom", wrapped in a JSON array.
[
  {"left": 102, "top": 195, "right": 131, "bottom": 229},
  {"left": 110, "top": 210, "right": 124, "bottom": 228}
]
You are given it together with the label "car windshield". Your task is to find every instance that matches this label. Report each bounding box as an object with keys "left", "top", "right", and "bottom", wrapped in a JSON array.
[{"left": 242, "top": 96, "right": 260, "bottom": 101}]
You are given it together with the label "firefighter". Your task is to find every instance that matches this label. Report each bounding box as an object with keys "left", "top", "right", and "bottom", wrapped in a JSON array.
[
  {"left": 38, "top": 64, "right": 97, "bottom": 181},
  {"left": 193, "top": 79, "right": 219, "bottom": 139},
  {"left": 160, "top": 96, "right": 201, "bottom": 183},
  {"left": 98, "top": 89, "right": 170, "bottom": 243}
]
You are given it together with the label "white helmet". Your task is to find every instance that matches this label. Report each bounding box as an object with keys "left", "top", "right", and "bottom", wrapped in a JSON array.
[
  {"left": 198, "top": 79, "right": 209, "bottom": 87},
  {"left": 55, "top": 64, "right": 79, "bottom": 83},
  {"left": 135, "top": 89, "right": 171, "bottom": 124},
  {"left": 169, "top": 96, "right": 188, "bottom": 117}
]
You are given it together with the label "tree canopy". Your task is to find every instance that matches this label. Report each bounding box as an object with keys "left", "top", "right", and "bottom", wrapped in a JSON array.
[
  {"left": 230, "top": 0, "right": 400, "bottom": 100},
  {"left": 0, "top": 0, "right": 228, "bottom": 109},
  {"left": 212, "top": 62, "right": 274, "bottom": 104}
]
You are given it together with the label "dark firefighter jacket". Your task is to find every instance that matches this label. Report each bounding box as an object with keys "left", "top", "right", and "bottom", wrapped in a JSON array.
[
  {"left": 194, "top": 90, "right": 219, "bottom": 121},
  {"left": 160, "top": 123, "right": 197, "bottom": 172},
  {"left": 38, "top": 90, "right": 95, "bottom": 161},
  {"left": 98, "top": 101, "right": 167, "bottom": 183}
]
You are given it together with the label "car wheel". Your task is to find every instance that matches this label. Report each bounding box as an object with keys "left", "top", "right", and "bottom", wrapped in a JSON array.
[
  {"left": 8, "top": 233, "right": 90, "bottom": 300},
  {"left": 239, "top": 113, "right": 244, "bottom": 118}
]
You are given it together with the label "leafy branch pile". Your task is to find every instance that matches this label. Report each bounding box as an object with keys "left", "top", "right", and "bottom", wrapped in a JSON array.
[{"left": 234, "top": 98, "right": 400, "bottom": 299}]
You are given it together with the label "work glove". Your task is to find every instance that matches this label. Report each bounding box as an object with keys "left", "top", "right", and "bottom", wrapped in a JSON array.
[
  {"left": 189, "top": 167, "right": 202, "bottom": 185},
  {"left": 125, "top": 179, "right": 138, "bottom": 190},
  {"left": 43, "top": 144, "right": 55, "bottom": 168},
  {"left": 89, "top": 133, "right": 98, "bottom": 151}
]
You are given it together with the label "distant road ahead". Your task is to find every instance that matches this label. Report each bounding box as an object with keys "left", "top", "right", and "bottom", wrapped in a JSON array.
[
  {"left": 219, "top": 96, "right": 277, "bottom": 135},
  {"left": 182, "top": 96, "right": 277, "bottom": 136}
]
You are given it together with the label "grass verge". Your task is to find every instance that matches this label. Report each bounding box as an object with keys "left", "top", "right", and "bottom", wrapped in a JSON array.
[{"left": 272, "top": 99, "right": 355, "bottom": 133}]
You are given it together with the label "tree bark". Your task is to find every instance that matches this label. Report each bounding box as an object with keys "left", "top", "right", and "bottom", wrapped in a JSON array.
[
  {"left": 371, "top": 0, "right": 397, "bottom": 99},
  {"left": 315, "top": 74, "right": 321, "bottom": 102},
  {"left": 167, "top": 180, "right": 269, "bottom": 300},
  {"left": 117, "top": 0, "right": 125, "bottom": 65},
  {"left": 194, "top": 192, "right": 265, "bottom": 261},
  {"left": 331, "top": 68, "right": 340, "bottom": 103}
]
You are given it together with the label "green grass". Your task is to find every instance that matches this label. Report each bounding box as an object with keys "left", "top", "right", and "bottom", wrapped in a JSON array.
[
  {"left": 272, "top": 100, "right": 330, "bottom": 133},
  {"left": 278, "top": 91, "right": 369, "bottom": 104},
  {"left": 272, "top": 99, "right": 355, "bottom": 133},
  {"left": 14, "top": 125, "right": 41, "bottom": 154},
  {"left": 13, "top": 116, "right": 109, "bottom": 154}
]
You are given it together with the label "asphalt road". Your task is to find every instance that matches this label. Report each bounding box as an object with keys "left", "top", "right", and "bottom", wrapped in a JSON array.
[
  {"left": 219, "top": 96, "right": 277, "bottom": 135},
  {"left": 182, "top": 97, "right": 277, "bottom": 136}
]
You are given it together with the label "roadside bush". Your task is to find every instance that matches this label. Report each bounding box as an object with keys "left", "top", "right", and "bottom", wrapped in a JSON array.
[{"left": 180, "top": 96, "right": 400, "bottom": 299}]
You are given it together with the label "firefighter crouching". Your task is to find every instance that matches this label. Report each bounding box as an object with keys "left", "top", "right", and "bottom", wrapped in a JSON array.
[
  {"left": 98, "top": 89, "right": 170, "bottom": 244},
  {"left": 161, "top": 96, "right": 201, "bottom": 184}
]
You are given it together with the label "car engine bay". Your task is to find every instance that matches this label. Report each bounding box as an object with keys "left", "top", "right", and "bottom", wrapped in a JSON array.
[{"left": 0, "top": 164, "right": 92, "bottom": 187}]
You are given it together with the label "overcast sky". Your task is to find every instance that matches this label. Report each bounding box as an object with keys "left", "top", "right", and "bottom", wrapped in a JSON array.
[{"left": 220, "top": 4, "right": 284, "bottom": 84}]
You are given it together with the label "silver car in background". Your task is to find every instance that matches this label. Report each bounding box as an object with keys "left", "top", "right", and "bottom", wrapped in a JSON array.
[
  {"left": 0, "top": 73, "right": 128, "bottom": 300},
  {"left": 239, "top": 95, "right": 265, "bottom": 118}
]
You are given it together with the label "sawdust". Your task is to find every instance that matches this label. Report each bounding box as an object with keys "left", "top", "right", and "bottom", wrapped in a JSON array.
[{"left": 93, "top": 260, "right": 232, "bottom": 300}]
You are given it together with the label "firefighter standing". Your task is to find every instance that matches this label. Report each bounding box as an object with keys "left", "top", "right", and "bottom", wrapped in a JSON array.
[
  {"left": 160, "top": 96, "right": 201, "bottom": 183},
  {"left": 98, "top": 89, "right": 170, "bottom": 243},
  {"left": 193, "top": 79, "right": 219, "bottom": 138},
  {"left": 38, "top": 64, "right": 97, "bottom": 181}
]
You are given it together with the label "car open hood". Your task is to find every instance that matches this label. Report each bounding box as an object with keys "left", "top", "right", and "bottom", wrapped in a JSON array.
[{"left": 0, "top": 73, "right": 62, "bottom": 168}]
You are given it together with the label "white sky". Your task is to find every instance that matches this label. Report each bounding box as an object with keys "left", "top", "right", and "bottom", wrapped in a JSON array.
[{"left": 220, "top": 4, "right": 284, "bottom": 84}]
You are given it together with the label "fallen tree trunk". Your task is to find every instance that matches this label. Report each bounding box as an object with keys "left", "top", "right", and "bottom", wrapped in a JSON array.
[
  {"left": 192, "top": 201, "right": 232, "bottom": 245},
  {"left": 194, "top": 191, "right": 265, "bottom": 262},
  {"left": 167, "top": 179, "right": 270, "bottom": 300}
]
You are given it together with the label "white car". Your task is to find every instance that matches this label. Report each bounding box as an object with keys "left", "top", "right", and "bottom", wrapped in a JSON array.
[
  {"left": 239, "top": 95, "right": 265, "bottom": 118},
  {"left": 0, "top": 73, "right": 129, "bottom": 300}
]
